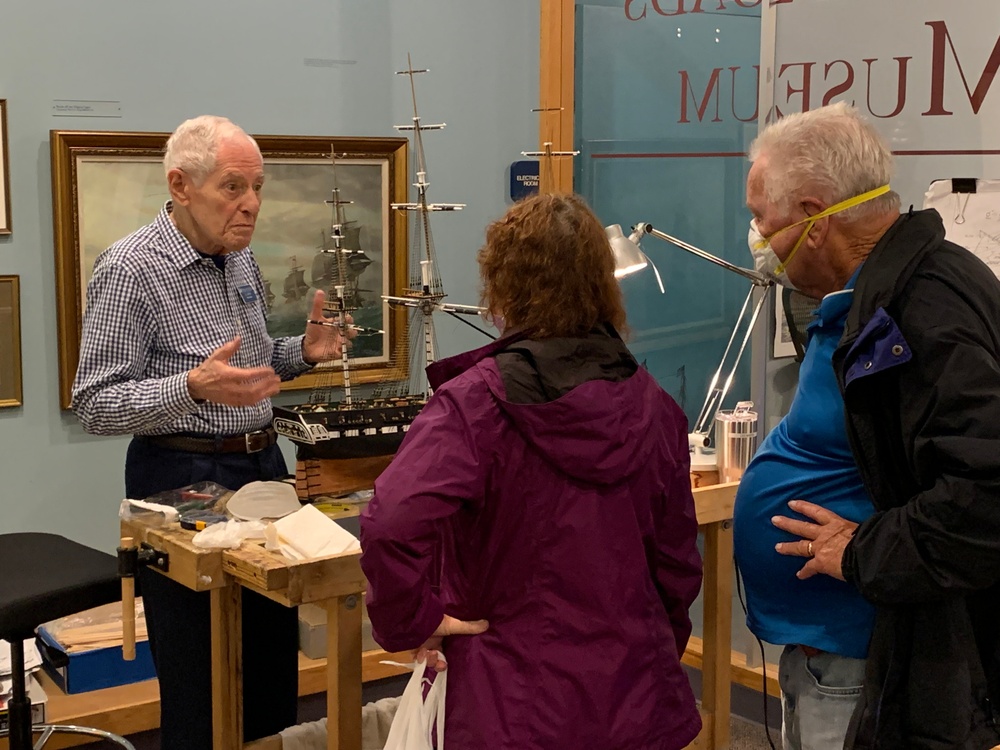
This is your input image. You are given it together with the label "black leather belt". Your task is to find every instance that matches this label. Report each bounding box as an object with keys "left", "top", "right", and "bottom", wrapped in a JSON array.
[{"left": 143, "top": 427, "right": 277, "bottom": 454}]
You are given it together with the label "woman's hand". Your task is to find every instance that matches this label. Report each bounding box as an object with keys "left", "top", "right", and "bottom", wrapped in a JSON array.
[{"left": 415, "top": 614, "right": 489, "bottom": 673}]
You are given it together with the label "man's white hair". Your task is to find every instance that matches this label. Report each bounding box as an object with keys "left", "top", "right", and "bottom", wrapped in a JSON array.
[
  {"left": 749, "top": 102, "right": 900, "bottom": 222},
  {"left": 163, "top": 115, "right": 261, "bottom": 184}
]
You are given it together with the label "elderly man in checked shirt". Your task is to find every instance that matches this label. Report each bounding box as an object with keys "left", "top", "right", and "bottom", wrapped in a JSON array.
[{"left": 72, "top": 115, "right": 348, "bottom": 749}]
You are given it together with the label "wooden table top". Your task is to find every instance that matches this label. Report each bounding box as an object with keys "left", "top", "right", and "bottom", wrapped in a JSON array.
[{"left": 119, "top": 517, "right": 366, "bottom": 607}]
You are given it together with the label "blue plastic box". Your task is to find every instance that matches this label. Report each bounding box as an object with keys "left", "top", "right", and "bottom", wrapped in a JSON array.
[{"left": 36, "top": 625, "right": 156, "bottom": 694}]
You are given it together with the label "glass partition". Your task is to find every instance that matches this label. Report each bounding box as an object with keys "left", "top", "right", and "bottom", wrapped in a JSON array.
[{"left": 575, "top": 0, "right": 761, "bottom": 430}]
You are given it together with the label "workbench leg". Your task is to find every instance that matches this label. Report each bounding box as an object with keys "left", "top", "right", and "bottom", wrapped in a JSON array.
[
  {"left": 326, "top": 594, "right": 363, "bottom": 750},
  {"left": 210, "top": 581, "right": 243, "bottom": 750},
  {"left": 700, "top": 520, "right": 734, "bottom": 749}
]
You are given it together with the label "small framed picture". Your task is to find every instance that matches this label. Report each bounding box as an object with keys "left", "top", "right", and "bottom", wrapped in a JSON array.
[
  {"left": 0, "top": 100, "right": 11, "bottom": 234},
  {"left": 0, "top": 275, "right": 22, "bottom": 407}
]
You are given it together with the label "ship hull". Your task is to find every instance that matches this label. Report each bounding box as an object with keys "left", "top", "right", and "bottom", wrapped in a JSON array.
[
  {"left": 273, "top": 396, "right": 425, "bottom": 478},
  {"left": 273, "top": 398, "right": 424, "bottom": 498},
  {"left": 293, "top": 430, "right": 406, "bottom": 460},
  {"left": 273, "top": 399, "right": 423, "bottom": 454}
]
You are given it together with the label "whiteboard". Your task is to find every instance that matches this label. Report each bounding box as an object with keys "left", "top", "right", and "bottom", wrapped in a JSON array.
[{"left": 924, "top": 179, "right": 1000, "bottom": 281}]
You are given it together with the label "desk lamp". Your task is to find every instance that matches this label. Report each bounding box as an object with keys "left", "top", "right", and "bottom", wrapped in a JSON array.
[{"left": 606, "top": 222, "right": 773, "bottom": 469}]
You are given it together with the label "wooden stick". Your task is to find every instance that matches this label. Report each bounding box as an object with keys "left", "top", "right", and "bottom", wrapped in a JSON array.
[
  {"left": 121, "top": 536, "right": 136, "bottom": 661},
  {"left": 58, "top": 622, "right": 149, "bottom": 644}
]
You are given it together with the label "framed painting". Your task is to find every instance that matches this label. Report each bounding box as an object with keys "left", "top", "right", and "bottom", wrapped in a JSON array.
[
  {"left": 0, "top": 275, "right": 22, "bottom": 407},
  {"left": 51, "top": 130, "right": 409, "bottom": 408},
  {"left": 0, "top": 100, "right": 11, "bottom": 234}
]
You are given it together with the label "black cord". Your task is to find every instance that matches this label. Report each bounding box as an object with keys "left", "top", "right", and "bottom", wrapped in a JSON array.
[
  {"left": 444, "top": 310, "right": 497, "bottom": 340},
  {"left": 734, "top": 557, "right": 778, "bottom": 750}
]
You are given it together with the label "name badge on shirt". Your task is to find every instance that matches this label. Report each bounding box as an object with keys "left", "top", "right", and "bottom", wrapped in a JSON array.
[{"left": 237, "top": 284, "right": 258, "bottom": 303}]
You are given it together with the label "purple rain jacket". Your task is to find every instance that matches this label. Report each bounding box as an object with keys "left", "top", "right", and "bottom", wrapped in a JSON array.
[{"left": 360, "top": 329, "right": 703, "bottom": 750}]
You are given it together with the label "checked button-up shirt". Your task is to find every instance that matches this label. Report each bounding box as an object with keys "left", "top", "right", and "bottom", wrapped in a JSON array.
[{"left": 72, "top": 202, "right": 312, "bottom": 437}]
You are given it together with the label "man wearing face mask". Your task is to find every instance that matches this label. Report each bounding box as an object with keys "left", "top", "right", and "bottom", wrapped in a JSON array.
[{"left": 734, "top": 101, "right": 1000, "bottom": 750}]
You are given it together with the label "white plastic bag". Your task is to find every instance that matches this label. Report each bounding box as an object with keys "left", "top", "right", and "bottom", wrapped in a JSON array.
[{"left": 382, "top": 655, "right": 447, "bottom": 750}]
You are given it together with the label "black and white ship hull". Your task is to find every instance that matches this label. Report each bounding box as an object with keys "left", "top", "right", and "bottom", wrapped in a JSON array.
[{"left": 272, "top": 397, "right": 425, "bottom": 460}]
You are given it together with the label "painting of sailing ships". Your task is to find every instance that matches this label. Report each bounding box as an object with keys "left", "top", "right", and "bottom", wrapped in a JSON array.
[
  {"left": 273, "top": 59, "right": 486, "bottom": 499},
  {"left": 254, "top": 159, "right": 392, "bottom": 365},
  {"left": 51, "top": 130, "right": 408, "bottom": 408}
]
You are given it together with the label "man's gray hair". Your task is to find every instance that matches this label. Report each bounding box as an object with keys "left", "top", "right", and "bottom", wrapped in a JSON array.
[
  {"left": 749, "top": 102, "right": 900, "bottom": 222},
  {"left": 163, "top": 115, "right": 261, "bottom": 184}
]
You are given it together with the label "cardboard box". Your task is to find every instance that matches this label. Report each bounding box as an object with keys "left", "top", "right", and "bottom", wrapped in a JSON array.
[
  {"left": 298, "top": 601, "right": 375, "bottom": 660},
  {"left": 36, "top": 625, "right": 156, "bottom": 694},
  {"left": 0, "top": 672, "right": 47, "bottom": 732},
  {"left": 0, "top": 639, "right": 42, "bottom": 678}
]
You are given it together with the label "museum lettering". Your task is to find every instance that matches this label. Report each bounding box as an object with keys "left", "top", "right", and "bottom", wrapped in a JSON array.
[
  {"left": 675, "top": 20, "right": 1000, "bottom": 123},
  {"left": 623, "top": 0, "right": 793, "bottom": 21}
]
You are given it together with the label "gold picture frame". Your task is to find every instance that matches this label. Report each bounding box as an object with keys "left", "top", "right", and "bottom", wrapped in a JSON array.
[
  {"left": 0, "top": 275, "right": 22, "bottom": 407},
  {"left": 0, "top": 100, "right": 11, "bottom": 234},
  {"left": 51, "top": 130, "right": 409, "bottom": 409}
]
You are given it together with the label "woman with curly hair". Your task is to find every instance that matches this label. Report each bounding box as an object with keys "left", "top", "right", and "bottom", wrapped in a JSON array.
[{"left": 360, "top": 193, "right": 702, "bottom": 750}]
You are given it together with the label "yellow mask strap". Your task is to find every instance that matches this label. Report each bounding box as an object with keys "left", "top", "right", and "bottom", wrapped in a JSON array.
[{"left": 764, "top": 185, "right": 891, "bottom": 274}]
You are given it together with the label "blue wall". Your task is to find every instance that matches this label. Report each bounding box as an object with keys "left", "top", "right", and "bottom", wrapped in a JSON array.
[{"left": 0, "top": 0, "right": 538, "bottom": 549}]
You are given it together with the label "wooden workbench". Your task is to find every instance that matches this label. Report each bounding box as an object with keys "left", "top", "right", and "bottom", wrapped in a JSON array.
[
  {"left": 2, "top": 481, "right": 741, "bottom": 750},
  {"left": 117, "top": 516, "right": 367, "bottom": 750}
]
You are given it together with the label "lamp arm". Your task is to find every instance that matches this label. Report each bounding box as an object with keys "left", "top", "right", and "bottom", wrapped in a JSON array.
[
  {"left": 690, "top": 284, "right": 771, "bottom": 442},
  {"left": 635, "top": 223, "right": 771, "bottom": 287}
]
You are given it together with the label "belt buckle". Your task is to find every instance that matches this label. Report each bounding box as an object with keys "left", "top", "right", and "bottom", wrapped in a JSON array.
[{"left": 245, "top": 430, "right": 266, "bottom": 453}]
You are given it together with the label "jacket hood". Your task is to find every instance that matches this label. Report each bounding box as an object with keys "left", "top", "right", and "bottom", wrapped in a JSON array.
[
  {"left": 428, "top": 330, "right": 673, "bottom": 485},
  {"left": 483, "top": 364, "right": 665, "bottom": 484}
]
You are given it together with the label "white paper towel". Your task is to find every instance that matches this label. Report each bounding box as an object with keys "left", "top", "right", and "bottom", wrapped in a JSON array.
[{"left": 265, "top": 504, "right": 361, "bottom": 560}]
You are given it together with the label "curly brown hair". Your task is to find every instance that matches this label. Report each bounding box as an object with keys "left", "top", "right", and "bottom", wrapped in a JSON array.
[{"left": 478, "top": 193, "right": 627, "bottom": 339}]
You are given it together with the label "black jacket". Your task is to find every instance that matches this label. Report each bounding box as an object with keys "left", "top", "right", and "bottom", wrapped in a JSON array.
[{"left": 833, "top": 210, "right": 1000, "bottom": 749}]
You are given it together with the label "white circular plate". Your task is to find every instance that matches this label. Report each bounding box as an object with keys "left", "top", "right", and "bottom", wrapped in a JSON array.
[{"left": 227, "top": 481, "right": 301, "bottom": 521}]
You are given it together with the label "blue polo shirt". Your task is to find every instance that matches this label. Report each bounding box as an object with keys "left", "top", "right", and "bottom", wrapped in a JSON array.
[{"left": 733, "top": 280, "right": 875, "bottom": 659}]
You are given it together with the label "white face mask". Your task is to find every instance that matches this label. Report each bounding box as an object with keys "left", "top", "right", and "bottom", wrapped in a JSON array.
[{"left": 748, "top": 219, "right": 798, "bottom": 290}]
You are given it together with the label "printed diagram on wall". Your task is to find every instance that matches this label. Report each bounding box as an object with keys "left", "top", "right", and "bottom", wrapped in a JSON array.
[
  {"left": 773, "top": 290, "right": 796, "bottom": 359},
  {"left": 924, "top": 179, "right": 1000, "bottom": 280},
  {"left": 774, "top": 287, "right": 820, "bottom": 361},
  {"left": 0, "top": 100, "right": 11, "bottom": 234}
]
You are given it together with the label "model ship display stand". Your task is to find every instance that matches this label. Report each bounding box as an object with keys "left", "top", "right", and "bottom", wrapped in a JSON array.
[
  {"left": 274, "top": 58, "right": 485, "bottom": 501},
  {"left": 521, "top": 105, "right": 579, "bottom": 196}
]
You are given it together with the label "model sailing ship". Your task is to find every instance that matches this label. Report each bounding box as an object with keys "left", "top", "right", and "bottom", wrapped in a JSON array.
[{"left": 273, "top": 57, "right": 484, "bottom": 499}]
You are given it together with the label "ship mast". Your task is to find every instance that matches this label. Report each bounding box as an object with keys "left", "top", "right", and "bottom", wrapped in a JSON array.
[
  {"left": 307, "top": 150, "right": 384, "bottom": 408},
  {"left": 326, "top": 151, "right": 354, "bottom": 407},
  {"left": 388, "top": 54, "right": 473, "bottom": 396},
  {"left": 521, "top": 106, "right": 579, "bottom": 195}
]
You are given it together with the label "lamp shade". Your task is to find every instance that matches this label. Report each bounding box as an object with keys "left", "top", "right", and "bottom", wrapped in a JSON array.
[
  {"left": 603, "top": 218, "right": 770, "bottom": 462},
  {"left": 606, "top": 223, "right": 664, "bottom": 293},
  {"left": 606, "top": 224, "right": 648, "bottom": 278}
]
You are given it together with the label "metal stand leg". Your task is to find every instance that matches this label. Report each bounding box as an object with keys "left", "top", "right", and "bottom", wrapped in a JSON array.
[{"left": 5, "top": 639, "right": 33, "bottom": 750}]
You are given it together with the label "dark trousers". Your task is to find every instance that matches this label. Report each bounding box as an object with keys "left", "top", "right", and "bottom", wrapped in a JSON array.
[{"left": 126, "top": 437, "right": 299, "bottom": 749}]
